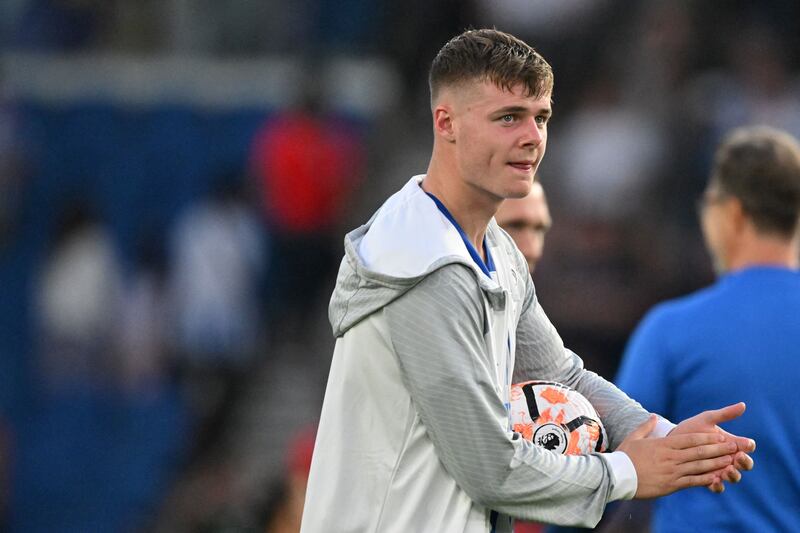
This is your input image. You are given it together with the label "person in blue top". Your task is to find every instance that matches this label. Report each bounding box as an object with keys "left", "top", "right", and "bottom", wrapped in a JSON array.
[{"left": 616, "top": 125, "right": 800, "bottom": 533}]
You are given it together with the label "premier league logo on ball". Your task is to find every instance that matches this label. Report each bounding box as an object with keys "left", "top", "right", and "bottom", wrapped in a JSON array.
[
  {"left": 533, "top": 422, "right": 569, "bottom": 454},
  {"left": 510, "top": 381, "right": 607, "bottom": 455}
]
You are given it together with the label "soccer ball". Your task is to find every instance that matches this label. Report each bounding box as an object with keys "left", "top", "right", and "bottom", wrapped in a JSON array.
[{"left": 509, "top": 381, "right": 607, "bottom": 455}]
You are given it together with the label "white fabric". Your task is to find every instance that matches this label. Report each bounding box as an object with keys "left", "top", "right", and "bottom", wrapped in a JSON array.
[{"left": 599, "top": 451, "right": 637, "bottom": 501}]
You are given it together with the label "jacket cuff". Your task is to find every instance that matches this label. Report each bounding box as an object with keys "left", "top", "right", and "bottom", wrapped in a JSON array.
[
  {"left": 599, "top": 451, "right": 637, "bottom": 501},
  {"left": 651, "top": 416, "right": 676, "bottom": 438}
]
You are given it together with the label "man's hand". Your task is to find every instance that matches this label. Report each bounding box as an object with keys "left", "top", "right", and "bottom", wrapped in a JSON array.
[
  {"left": 617, "top": 415, "right": 739, "bottom": 499},
  {"left": 669, "top": 402, "right": 756, "bottom": 493}
]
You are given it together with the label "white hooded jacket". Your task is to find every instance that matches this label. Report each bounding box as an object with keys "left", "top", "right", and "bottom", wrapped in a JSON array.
[{"left": 301, "top": 176, "right": 655, "bottom": 532}]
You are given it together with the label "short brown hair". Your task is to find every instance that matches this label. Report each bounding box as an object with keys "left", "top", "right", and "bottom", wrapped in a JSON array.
[
  {"left": 711, "top": 126, "right": 800, "bottom": 237},
  {"left": 429, "top": 29, "right": 554, "bottom": 104}
]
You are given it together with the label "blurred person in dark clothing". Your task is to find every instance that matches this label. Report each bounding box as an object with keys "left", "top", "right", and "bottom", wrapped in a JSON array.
[{"left": 617, "top": 126, "right": 800, "bottom": 532}]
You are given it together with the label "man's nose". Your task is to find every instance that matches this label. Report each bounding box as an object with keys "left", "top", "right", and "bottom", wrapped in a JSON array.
[{"left": 520, "top": 118, "right": 544, "bottom": 147}]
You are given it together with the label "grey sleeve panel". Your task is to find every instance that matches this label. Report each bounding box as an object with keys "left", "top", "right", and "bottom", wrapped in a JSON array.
[
  {"left": 384, "top": 265, "right": 614, "bottom": 528},
  {"left": 513, "top": 276, "right": 650, "bottom": 450}
]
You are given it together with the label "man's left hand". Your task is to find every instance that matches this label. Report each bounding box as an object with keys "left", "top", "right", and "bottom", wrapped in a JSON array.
[{"left": 669, "top": 402, "right": 755, "bottom": 493}]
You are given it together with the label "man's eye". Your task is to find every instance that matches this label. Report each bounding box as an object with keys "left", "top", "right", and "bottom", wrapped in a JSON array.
[
  {"left": 535, "top": 116, "right": 547, "bottom": 125},
  {"left": 501, "top": 114, "right": 515, "bottom": 123}
]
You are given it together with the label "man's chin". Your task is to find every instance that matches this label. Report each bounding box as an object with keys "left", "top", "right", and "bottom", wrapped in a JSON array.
[{"left": 504, "top": 182, "right": 533, "bottom": 199}]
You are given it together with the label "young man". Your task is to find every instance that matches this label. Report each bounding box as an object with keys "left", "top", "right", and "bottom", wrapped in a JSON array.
[
  {"left": 301, "top": 29, "right": 754, "bottom": 532},
  {"left": 616, "top": 125, "right": 800, "bottom": 532},
  {"left": 495, "top": 177, "right": 552, "bottom": 274}
]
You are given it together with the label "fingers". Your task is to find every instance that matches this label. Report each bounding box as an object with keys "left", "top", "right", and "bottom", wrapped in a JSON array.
[
  {"left": 668, "top": 431, "right": 725, "bottom": 450},
  {"left": 703, "top": 402, "right": 746, "bottom": 425},
  {"left": 678, "top": 454, "right": 733, "bottom": 476},
  {"left": 676, "top": 441, "right": 736, "bottom": 463},
  {"left": 721, "top": 464, "right": 742, "bottom": 483},
  {"left": 720, "top": 429, "right": 756, "bottom": 453},
  {"left": 707, "top": 479, "right": 725, "bottom": 493},
  {"left": 704, "top": 454, "right": 749, "bottom": 493},
  {"left": 675, "top": 471, "right": 720, "bottom": 490},
  {"left": 734, "top": 451, "right": 754, "bottom": 471}
]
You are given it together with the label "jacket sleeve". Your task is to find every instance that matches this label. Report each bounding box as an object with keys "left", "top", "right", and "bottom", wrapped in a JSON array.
[
  {"left": 512, "top": 272, "right": 651, "bottom": 450},
  {"left": 384, "top": 264, "right": 617, "bottom": 528}
]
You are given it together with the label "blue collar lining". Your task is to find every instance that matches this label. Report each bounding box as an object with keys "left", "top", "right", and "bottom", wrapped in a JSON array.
[{"left": 425, "top": 191, "right": 495, "bottom": 277}]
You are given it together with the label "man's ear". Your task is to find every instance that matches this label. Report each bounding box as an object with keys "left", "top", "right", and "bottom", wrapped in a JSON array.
[{"left": 433, "top": 105, "right": 456, "bottom": 143}]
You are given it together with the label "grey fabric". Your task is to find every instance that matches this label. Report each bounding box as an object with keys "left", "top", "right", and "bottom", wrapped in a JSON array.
[
  {"left": 512, "top": 272, "right": 651, "bottom": 450},
  {"left": 384, "top": 264, "right": 613, "bottom": 527}
]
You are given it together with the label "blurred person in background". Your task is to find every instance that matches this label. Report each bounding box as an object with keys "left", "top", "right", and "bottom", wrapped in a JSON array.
[
  {"left": 13, "top": 198, "right": 185, "bottom": 532},
  {"left": 495, "top": 176, "right": 551, "bottom": 275},
  {"left": 616, "top": 125, "right": 800, "bottom": 532},
  {"left": 249, "top": 78, "right": 365, "bottom": 338},
  {"left": 35, "top": 199, "right": 124, "bottom": 390},
  {"left": 167, "top": 170, "right": 267, "bottom": 457},
  {"left": 115, "top": 225, "right": 172, "bottom": 395}
]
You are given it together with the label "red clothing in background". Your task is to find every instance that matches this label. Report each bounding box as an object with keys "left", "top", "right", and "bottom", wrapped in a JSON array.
[{"left": 250, "top": 111, "right": 364, "bottom": 235}]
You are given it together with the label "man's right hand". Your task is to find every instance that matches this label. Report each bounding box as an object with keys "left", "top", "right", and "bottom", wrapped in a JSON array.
[{"left": 617, "top": 415, "right": 737, "bottom": 499}]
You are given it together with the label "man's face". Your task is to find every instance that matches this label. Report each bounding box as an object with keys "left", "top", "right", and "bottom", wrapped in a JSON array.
[
  {"left": 446, "top": 80, "right": 551, "bottom": 201},
  {"left": 495, "top": 181, "right": 552, "bottom": 273}
]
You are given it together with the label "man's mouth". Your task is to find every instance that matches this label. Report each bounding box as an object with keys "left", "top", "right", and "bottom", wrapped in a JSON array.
[{"left": 508, "top": 161, "right": 535, "bottom": 171}]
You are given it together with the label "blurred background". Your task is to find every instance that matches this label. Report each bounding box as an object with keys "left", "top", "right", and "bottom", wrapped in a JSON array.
[{"left": 1, "top": 0, "right": 799, "bottom": 531}]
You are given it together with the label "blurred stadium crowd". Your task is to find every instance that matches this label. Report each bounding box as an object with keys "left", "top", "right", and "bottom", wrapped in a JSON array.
[{"left": 1, "top": 1, "right": 799, "bottom": 531}]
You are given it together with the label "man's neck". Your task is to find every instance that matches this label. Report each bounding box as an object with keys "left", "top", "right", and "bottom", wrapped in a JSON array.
[
  {"left": 421, "top": 169, "right": 498, "bottom": 256},
  {"left": 727, "top": 234, "right": 800, "bottom": 272}
]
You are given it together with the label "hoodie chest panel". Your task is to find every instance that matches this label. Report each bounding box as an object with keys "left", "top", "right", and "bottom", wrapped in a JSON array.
[{"left": 482, "top": 242, "right": 524, "bottom": 411}]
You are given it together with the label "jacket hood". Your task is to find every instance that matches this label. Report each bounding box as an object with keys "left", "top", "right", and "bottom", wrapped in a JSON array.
[{"left": 329, "top": 175, "right": 506, "bottom": 337}]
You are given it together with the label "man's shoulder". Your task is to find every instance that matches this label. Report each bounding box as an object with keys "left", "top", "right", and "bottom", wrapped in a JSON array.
[
  {"left": 637, "top": 283, "right": 724, "bottom": 334},
  {"left": 409, "top": 262, "right": 482, "bottom": 294}
]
